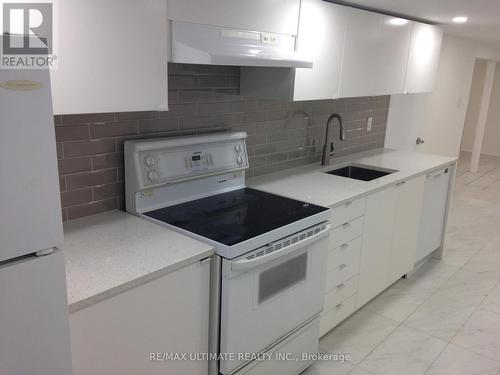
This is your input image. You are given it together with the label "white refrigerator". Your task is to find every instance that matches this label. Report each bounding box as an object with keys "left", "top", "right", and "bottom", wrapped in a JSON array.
[{"left": 0, "top": 53, "right": 73, "bottom": 373}]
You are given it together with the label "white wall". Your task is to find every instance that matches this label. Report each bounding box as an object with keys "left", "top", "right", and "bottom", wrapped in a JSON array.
[{"left": 386, "top": 34, "right": 500, "bottom": 157}]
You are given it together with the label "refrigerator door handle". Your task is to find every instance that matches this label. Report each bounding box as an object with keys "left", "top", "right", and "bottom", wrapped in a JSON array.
[{"left": 36, "top": 247, "right": 56, "bottom": 256}]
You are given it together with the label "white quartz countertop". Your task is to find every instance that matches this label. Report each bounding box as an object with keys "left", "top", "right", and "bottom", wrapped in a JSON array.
[
  {"left": 63, "top": 149, "right": 455, "bottom": 312},
  {"left": 248, "top": 148, "right": 457, "bottom": 208},
  {"left": 63, "top": 210, "right": 213, "bottom": 313}
]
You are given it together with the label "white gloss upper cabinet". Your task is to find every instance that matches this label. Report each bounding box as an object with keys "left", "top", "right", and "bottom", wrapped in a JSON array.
[
  {"left": 293, "top": 0, "right": 348, "bottom": 101},
  {"left": 240, "top": 4, "right": 443, "bottom": 101},
  {"left": 404, "top": 23, "right": 443, "bottom": 93},
  {"left": 338, "top": 8, "right": 383, "bottom": 98},
  {"left": 51, "top": 0, "right": 168, "bottom": 114},
  {"left": 167, "top": 0, "right": 301, "bottom": 36},
  {"left": 339, "top": 10, "right": 413, "bottom": 97},
  {"left": 374, "top": 16, "right": 413, "bottom": 95}
]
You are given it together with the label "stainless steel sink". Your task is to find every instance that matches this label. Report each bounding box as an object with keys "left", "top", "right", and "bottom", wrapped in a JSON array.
[{"left": 325, "top": 164, "right": 398, "bottom": 181}]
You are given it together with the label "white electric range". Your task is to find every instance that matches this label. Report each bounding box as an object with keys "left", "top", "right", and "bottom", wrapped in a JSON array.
[{"left": 125, "top": 132, "right": 331, "bottom": 375}]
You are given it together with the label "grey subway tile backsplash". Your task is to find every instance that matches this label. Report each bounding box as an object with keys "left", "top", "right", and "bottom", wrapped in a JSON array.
[
  {"left": 61, "top": 112, "right": 115, "bottom": 124},
  {"left": 114, "top": 111, "right": 157, "bottom": 121},
  {"left": 159, "top": 103, "right": 197, "bottom": 118},
  {"left": 57, "top": 63, "right": 389, "bottom": 221},
  {"left": 63, "top": 139, "right": 116, "bottom": 158},
  {"left": 55, "top": 124, "right": 89, "bottom": 142},
  {"left": 61, "top": 188, "right": 93, "bottom": 208},
  {"left": 91, "top": 153, "right": 123, "bottom": 170},
  {"left": 66, "top": 169, "right": 117, "bottom": 190},
  {"left": 93, "top": 182, "right": 124, "bottom": 201},
  {"left": 57, "top": 157, "right": 91, "bottom": 175},
  {"left": 89, "top": 121, "right": 138, "bottom": 139},
  {"left": 138, "top": 118, "right": 179, "bottom": 134},
  {"left": 67, "top": 198, "right": 117, "bottom": 221}
]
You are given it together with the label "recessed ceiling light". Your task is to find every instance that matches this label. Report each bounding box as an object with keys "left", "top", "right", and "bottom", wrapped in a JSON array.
[
  {"left": 389, "top": 18, "right": 409, "bottom": 26},
  {"left": 452, "top": 16, "right": 468, "bottom": 23}
]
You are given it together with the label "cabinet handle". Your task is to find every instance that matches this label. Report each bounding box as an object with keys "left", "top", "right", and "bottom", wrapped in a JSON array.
[
  {"left": 339, "top": 264, "right": 347, "bottom": 269},
  {"left": 340, "top": 243, "right": 350, "bottom": 249},
  {"left": 396, "top": 181, "right": 406, "bottom": 186},
  {"left": 342, "top": 222, "right": 350, "bottom": 228},
  {"left": 344, "top": 201, "right": 353, "bottom": 207},
  {"left": 335, "top": 303, "right": 343, "bottom": 309},
  {"left": 337, "top": 283, "right": 345, "bottom": 289}
]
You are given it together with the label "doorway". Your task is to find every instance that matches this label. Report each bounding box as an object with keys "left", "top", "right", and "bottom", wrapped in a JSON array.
[{"left": 460, "top": 59, "right": 500, "bottom": 173}]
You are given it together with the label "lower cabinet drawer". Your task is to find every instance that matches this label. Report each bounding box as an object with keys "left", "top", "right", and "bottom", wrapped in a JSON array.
[
  {"left": 330, "top": 197, "right": 366, "bottom": 228},
  {"left": 319, "top": 294, "right": 357, "bottom": 337},
  {"left": 329, "top": 216, "right": 364, "bottom": 250},
  {"left": 235, "top": 320, "right": 319, "bottom": 375},
  {"left": 323, "top": 275, "right": 357, "bottom": 313},
  {"left": 325, "top": 237, "right": 362, "bottom": 290}
]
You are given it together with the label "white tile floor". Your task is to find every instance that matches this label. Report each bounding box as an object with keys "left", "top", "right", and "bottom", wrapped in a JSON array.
[{"left": 306, "top": 152, "right": 500, "bottom": 375}]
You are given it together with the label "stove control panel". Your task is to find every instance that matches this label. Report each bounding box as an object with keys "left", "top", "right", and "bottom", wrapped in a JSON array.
[
  {"left": 137, "top": 136, "right": 248, "bottom": 186},
  {"left": 125, "top": 132, "right": 249, "bottom": 213},
  {"left": 186, "top": 152, "right": 212, "bottom": 171}
]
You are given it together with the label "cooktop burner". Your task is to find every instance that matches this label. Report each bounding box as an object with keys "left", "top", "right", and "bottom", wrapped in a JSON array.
[{"left": 143, "top": 188, "right": 328, "bottom": 246}]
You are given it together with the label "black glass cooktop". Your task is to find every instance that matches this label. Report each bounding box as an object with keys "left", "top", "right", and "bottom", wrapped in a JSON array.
[{"left": 144, "top": 188, "right": 328, "bottom": 246}]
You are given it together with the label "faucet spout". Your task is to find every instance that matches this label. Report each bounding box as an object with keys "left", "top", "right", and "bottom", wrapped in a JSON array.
[{"left": 321, "top": 113, "right": 345, "bottom": 166}]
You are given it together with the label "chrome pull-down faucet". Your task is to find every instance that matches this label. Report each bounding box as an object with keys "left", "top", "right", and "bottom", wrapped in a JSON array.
[{"left": 321, "top": 113, "right": 345, "bottom": 166}]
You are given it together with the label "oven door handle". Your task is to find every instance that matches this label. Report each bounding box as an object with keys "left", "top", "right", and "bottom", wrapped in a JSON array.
[{"left": 231, "top": 223, "right": 332, "bottom": 272}]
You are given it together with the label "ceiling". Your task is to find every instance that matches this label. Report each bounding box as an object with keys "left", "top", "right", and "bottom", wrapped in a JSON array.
[{"left": 331, "top": 0, "right": 500, "bottom": 46}]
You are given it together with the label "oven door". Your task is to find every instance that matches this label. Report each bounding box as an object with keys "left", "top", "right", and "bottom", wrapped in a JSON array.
[{"left": 219, "top": 223, "right": 331, "bottom": 374}]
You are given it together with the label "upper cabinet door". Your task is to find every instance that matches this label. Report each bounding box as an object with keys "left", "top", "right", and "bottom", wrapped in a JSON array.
[
  {"left": 339, "top": 8, "right": 383, "bottom": 98},
  {"left": 240, "top": 4, "right": 443, "bottom": 100},
  {"left": 404, "top": 23, "right": 443, "bottom": 93},
  {"left": 374, "top": 16, "right": 413, "bottom": 95},
  {"left": 51, "top": 0, "right": 168, "bottom": 114},
  {"left": 167, "top": 0, "right": 301, "bottom": 35},
  {"left": 293, "top": 0, "right": 348, "bottom": 101}
]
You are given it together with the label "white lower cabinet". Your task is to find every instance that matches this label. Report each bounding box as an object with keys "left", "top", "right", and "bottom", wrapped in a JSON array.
[
  {"left": 388, "top": 175, "right": 426, "bottom": 284},
  {"left": 325, "top": 237, "right": 362, "bottom": 291},
  {"left": 416, "top": 168, "right": 452, "bottom": 262},
  {"left": 320, "top": 295, "right": 357, "bottom": 336},
  {"left": 357, "top": 176, "right": 425, "bottom": 308},
  {"left": 318, "top": 173, "right": 447, "bottom": 333},
  {"left": 320, "top": 197, "right": 366, "bottom": 336},
  {"left": 329, "top": 217, "right": 364, "bottom": 249},
  {"left": 70, "top": 259, "right": 211, "bottom": 375},
  {"left": 324, "top": 275, "right": 358, "bottom": 313},
  {"left": 357, "top": 187, "right": 396, "bottom": 308}
]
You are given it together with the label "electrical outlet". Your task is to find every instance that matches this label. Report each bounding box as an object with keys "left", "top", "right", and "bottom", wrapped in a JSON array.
[{"left": 367, "top": 117, "right": 373, "bottom": 132}]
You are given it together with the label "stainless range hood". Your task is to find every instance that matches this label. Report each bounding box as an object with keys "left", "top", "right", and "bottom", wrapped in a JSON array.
[{"left": 170, "top": 21, "right": 313, "bottom": 68}]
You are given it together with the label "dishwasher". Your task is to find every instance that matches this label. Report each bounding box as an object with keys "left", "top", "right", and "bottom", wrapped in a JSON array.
[{"left": 416, "top": 167, "right": 451, "bottom": 263}]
